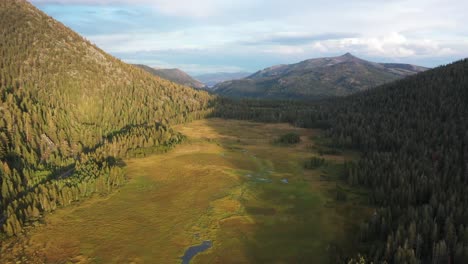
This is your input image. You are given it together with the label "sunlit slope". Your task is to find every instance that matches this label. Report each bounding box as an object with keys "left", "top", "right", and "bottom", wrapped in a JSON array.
[
  {"left": 0, "top": 0, "right": 213, "bottom": 237},
  {"left": 134, "top": 64, "right": 206, "bottom": 89},
  {"left": 214, "top": 53, "right": 427, "bottom": 99}
]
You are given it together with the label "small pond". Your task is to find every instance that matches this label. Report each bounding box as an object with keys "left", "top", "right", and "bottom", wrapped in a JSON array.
[{"left": 181, "top": 241, "right": 212, "bottom": 264}]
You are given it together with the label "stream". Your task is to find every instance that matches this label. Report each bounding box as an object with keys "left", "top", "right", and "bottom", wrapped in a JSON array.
[{"left": 181, "top": 241, "right": 212, "bottom": 264}]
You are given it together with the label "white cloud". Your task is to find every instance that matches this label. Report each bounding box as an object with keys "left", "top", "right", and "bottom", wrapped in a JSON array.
[
  {"left": 87, "top": 24, "right": 242, "bottom": 53},
  {"left": 329, "top": 32, "right": 457, "bottom": 58},
  {"left": 263, "top": 46, "right": 305, "bottom": 55},
  {"left": 32, "top": 0, "right": 468, "bottom": 71},
  {"left": 311, "top": 42, "right": 328, "bottom": 53}
]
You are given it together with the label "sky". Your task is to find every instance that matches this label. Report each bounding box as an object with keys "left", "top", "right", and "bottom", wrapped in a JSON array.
[{"left": 31, "top": 0, "right": 468, "bottom": 75}]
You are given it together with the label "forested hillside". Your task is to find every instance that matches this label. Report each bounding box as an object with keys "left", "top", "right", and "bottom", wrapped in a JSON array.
[
  {"left": 214, "top": 59, "right": 468, "bottom": 263},
  {"left": 0, "top": 0, "right": 213, "bottom": 237},
  {"left": 2, "top": 1, "right": 467, "bottom": 263},
  {"left": 134, "top": 64, "right": 206, "bottom": 89}
]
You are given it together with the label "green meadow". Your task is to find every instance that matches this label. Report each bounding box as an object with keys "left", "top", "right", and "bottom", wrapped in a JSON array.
[{"left": 3, "top": 119, "right": 371, "bottom": 263}]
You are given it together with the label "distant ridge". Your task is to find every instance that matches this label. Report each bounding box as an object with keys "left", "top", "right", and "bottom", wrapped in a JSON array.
[
  {"left": 134, "top": 64, "right": 206, "bottom": 89},
  {"left": 195, "top": 72, "right": 252, "bottom": 88},
  {"left": 213, "top": 53, "right": 429, "bottom": 99}
]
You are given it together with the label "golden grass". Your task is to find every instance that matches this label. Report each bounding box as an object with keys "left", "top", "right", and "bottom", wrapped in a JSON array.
[{"left": 1, "top": 119, "right": 371, "bottom": 263}]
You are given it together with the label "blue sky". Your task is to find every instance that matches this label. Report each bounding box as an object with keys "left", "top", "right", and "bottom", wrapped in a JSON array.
[{"left": 31, "top": 0, "right": 468, "bottom": 75}]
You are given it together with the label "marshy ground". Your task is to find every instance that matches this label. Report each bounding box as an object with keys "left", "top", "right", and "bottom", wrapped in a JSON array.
[{"left": 1, "top": 119, "right": 371, "bottom": 263}]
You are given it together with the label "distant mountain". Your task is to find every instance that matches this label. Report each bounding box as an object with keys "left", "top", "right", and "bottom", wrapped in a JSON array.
[
  {"left": 213, "top": 53, "right": 429, "bottom": 99},
  {"left": 134, "top": 64, "right": 206, "bottom": 89},
  {"left": 195, "top": 72, "right": 252, "bottom": 88},
  {"left": 214, "top": 58, "right": 468, "bottom": 264}
]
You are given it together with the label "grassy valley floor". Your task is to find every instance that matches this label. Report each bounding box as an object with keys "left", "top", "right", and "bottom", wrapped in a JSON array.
[{"left": 1, "top": 119, "right": 371, "bottom": 263}]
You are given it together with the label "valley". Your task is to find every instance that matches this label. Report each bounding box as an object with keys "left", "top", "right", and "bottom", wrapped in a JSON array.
[
  {"left": 1, "top": 119, "right": 370, "bottom": 263},
  {"left": 1, "top": 1, "right": 467, "bottom": 263}
]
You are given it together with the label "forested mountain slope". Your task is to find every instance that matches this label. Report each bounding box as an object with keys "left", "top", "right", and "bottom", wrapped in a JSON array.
[
  {"left": 134, "top": 64, "right": 206, "bottom": 89},
  {"left": 215, "top": 59, "right": 468, "bottom": 263},
  {"left": 0, "top": 0, "right": 213, "bottom": 237},
  {"left": 213, "top": 53, "right": 428, "bottom": 99}
]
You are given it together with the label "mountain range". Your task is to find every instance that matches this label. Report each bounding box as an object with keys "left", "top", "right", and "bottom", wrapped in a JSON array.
[
  {"left": 213, "top": 53, "right": 428, "bottom": 99},
  {"left": 195, "top": 72, "right": 252, "bottom": 88},
  {"left": 134, "top": 64, "right": 206, "bottom": 89},
  {"left": 2, "top": 1, "right": 468, "bottom": 263}
]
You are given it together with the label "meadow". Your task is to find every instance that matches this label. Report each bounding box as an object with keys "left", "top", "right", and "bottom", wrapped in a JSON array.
[{"left": 1, "top": 119, "right": 371, "bottom": 263}]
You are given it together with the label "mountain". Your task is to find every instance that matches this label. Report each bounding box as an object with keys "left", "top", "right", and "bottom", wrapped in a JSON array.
[
  {"left": 214, "top": 58, "right": 468, "bottom": 263},
  {"left": 195, "top": 72, "right": 252, "bottom": 88},
  {"left": 213, "top": 53, "right": 428, "bottom": 99},
  {"left": 0, "top": 0, "right": 213, "bottom": 236},
  {"left": 134, "top": 64, "right": 206, "bottom": 89}
]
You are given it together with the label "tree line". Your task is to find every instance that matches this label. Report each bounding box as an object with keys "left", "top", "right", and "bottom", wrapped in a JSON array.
[{"left": 213, "top": 59, "right": 468, "bottom": 263}]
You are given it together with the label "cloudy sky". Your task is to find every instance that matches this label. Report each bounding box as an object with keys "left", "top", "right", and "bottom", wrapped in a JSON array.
[{"left": 31, "top": 0, "right": 468, "bottom": 75}]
